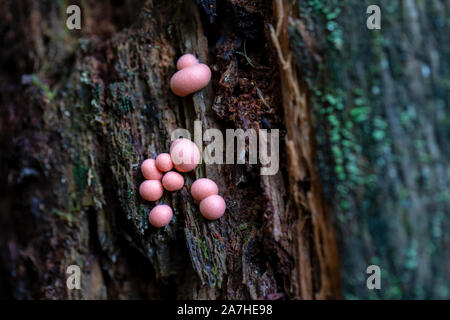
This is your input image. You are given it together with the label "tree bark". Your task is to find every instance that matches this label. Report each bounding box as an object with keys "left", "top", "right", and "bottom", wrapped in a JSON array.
[
  {"left": 0, "top": 0, "right": 340, "bottom": 300},
  {"left": 1, "top": 0, "right": 448, "bottom": 300},
  {"left": 289, "top": 0, "right": 449, "bottom": 299}
]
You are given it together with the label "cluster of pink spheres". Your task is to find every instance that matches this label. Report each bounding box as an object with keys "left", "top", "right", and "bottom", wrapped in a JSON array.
[
  {"left": 140, "top": 54, "right": 221, "bottom": 228},
  {"left": 140, "top": 139, "right": 226, "bottom": 228}
]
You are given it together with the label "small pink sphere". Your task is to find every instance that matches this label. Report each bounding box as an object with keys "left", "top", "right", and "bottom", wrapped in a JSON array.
[
  {"left": 170, "top": 138, "right": 201, "bottom": 172},
  {"left": 139, "top": 180, "right": 164, "bottom": 202},
  {"left": 190, "top": 178, "right": 219, "bottom": 202},
  {"left": 148, "top": 204, "right": 173, "bottom": 228},
  {"left": 162, "top": 171, "right": 184, "bottom": 191},
  {"left": 170, "top": 64, "right": 211, "bottom": 97},
  {"left": 155, "top": 153, "right": 174, "bottom": 172},
  {"left": 141, "top": 159, "right": 163, "bottom": 180},
  {"left": 199, "top": 195, "right": 226, "bottom": 220},
  {"left": 177, "top": 54, "right": 199, "bottom": 70}
]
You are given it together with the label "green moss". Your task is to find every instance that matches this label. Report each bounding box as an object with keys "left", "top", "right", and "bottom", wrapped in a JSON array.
[
  {"left": 297, "top": 0, "right": 395, "bottom": 214},
  {"left": 108, "top": 82, "right": 136, "bottom": 115},
  {"left": 211, "top": 264, "right": 218, "bottom": 276},
  {"left": 73, "top": 156, "right": 89, "bottom": 198},
  {"left": 237, "top": 223, "right": 249, "bottom": 232},
  {"left": 31, "top": 74, "right": 56, "bottom": 101},
  {"left": 305, "top": 0, "right": 343, "bottom": 49},
  {"left": 292, "top": 0, "right": 450, "bottom": 300},
  {"left": 52, "top": 208, "right": 74, "bottom": 224},
  {"left": 194, "top": 238, "right": 210, "bottom": 260}
]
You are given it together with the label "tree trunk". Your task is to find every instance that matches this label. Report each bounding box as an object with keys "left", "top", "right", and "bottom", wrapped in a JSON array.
[
  {"left": 288, "top": 0, "right": 449, "bottom": 299},
  {"left": 0, "top": 0, "right": 448, "bottom": 300}
]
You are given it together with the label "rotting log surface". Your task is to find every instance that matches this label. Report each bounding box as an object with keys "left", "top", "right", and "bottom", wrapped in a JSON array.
[
  {"left": 2, "top": 0, "right": 447, "bottom": 301},
  {"left": 0, "top": 0, "right": 340, "bottom": 299}
]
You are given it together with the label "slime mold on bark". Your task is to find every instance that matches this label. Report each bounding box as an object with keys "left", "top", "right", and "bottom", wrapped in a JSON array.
[
  {"left": 148, "top": 204, "right": 173, "bottom": 228},
  {"left": 170, "top": 54, "right": 211, "bottom": 97},
  {"left": 199, "top": 195, "right": 226, "bottom": 220},
  {"left": 170, "top": 138, "right": 201, "bottom": 172},
  {"left": 141, "top": 159, "right": 163, "bottom": 180},
  {"left": 190, "top": 178, "right": 219, "bottom": 202},
  {"left": 162, "top": 171, "right": 184, "bottom": 191},
  {"left": 139, "top": 180, "right": 164, "bottom": 202},
  {"left": 155, "top": 153, "right": 174, "bottom": 172},
  {"left": 176, "top": 53, "right": 198, "bottom": 70}
]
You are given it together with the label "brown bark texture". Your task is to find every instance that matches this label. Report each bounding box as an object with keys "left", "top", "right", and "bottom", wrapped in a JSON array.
[
  {"left": 1, "top": 0, "right": 448, "bottom": 300},
  {"left": 0, "top": 0, "right": 340, "bottom": 299}
]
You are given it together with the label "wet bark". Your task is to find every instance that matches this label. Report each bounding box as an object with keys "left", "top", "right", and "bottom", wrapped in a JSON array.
[
  {"left": 0, "top": 0, "right": 340, "bottom": 299},
  {"left": 1, "top": 0, "right": 447, "bottom": 301}
]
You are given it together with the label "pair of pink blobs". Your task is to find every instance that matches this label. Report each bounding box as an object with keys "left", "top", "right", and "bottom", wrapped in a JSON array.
[
  {"left": 139, "top": 159, "right": 163, "bottom": 202},
  {"left": 156, "top": 153, "right": 185, "bottom": 192},
  {"left": 170, "top": 54, "right": 211, "bottom": 97},
  {"left": 191, "top": 178, "right": 226, "bottom": 220}
]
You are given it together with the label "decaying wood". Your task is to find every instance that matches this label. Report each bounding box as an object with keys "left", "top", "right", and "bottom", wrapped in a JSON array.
[
  {"left": 3, "top": 0, "right": 448, "bottom": 301},
  {"left": 0, "top": 0, "right": 337, "bottom": 300},
  {"left": 270, "top": 0, "right": 340, "bottom": 299}
]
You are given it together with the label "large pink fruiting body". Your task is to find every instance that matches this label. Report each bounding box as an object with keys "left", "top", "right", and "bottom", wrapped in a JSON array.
[
  {"left": 176, "top": 54, "right": 199, "bottom": 70},
  {"left": 141, "top": 159, "right": 163, "bottom": 180},
  {"left": 139, "top": 180, "right": 164, "bottom": 201},
  {"left": 199, "top": 195, "right": 226, "bottom": 220},
  {"left": 155, "top": 153, "right": 174, "bottom": 172},
  {"left": 148, "top": 204, "right": 173, "bottom": 228},
  {"left": 162, "top": 171, "right": 184, "bottom": 191},
  {"left": 191, "top": 178, "right": 219, "bottom": 202},
  {"left": 170, "top": 138, "right": 201, "bottom": 172},
  {"left": 170, "top": 54, "right": 211, "bottom": 97}
]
